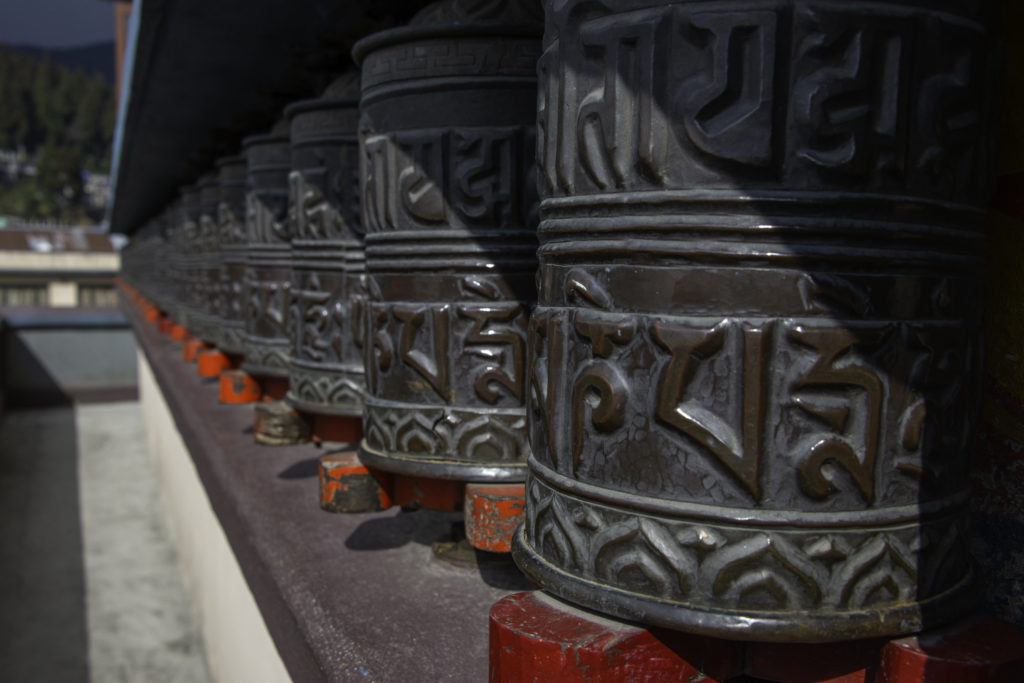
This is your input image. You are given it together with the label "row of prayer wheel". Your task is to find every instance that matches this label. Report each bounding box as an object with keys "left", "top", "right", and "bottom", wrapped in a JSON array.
[{"left": 120, "top": 0, "right": 999, "bottom": 643}]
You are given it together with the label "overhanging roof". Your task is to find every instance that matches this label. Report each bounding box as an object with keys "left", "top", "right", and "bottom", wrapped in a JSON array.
[{"left": 107, "top": 0, "right": 425, "bottom": 235}]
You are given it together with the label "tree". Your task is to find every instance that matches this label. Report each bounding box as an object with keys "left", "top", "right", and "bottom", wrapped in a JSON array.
[{"left": 0, "top": 45, "right": 116, "bottom": 222}]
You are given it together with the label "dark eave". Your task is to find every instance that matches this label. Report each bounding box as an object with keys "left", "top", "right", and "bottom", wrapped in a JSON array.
[{"left": 107, "top": 0, "right": 423, "bottom": 235}]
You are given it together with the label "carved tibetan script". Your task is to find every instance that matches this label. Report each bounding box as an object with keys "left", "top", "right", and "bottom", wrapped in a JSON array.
[{"left": 530, "top": 311, "right": 974, "bottom": 508}]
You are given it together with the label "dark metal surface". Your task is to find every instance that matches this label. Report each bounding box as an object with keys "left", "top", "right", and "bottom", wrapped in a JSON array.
[
  {"left": 179, "top": 185, "right": 204, "bottom": 338},
  {"left": 354, "top": 0, "right": 543, "bottom": 482},
  {"left": 514, "top": 0, "right": 999, "bottom": 641},
  {"left": 285, "top": 75, "right": 366, "bottom": 417},
  {"left": 166, "top": 198, "right": 189, "bottom": 326},
  {"left": 216, "top": 156, "right": 249, "bottom": 355},
  {"left": 121, "top": 212, "right": 167, "bottom": 313},
  {"left": 152, "top": 209, "right": 175, "bottom": 318},
  {"left": 192, "top": 173, "right": 222, "bottom": 345},
  {"left": 242, "top": 123, "right": 293, "bottom": 378}
]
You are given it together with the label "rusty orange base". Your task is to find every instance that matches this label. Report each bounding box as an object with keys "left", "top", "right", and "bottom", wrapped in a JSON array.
[
  {"left": 392, "top": 475, "right": 465, "bottom": 512},
  {"left": 319, "top": 450, "right": 393, "bottom": 513},
  {"left": 463, "top": 483, "right": 525, "bottom": 553},
  {"left": 309, "top": 414, "right": 363, "bottom": 444},
  {"left": 219, "top": 369, "right": 262, "bottom": 404},
  {"left": 144, "top": 306, "right": 161, "bottom": 323},
  {"left": 170, "top": 324, "right": 189, "bottom": 342},
  {"left": 196, "top": 349, "right": 233, "bottom": 378},
  {"left": 182, "top": 339, "right": 209, "bottom": 363}
]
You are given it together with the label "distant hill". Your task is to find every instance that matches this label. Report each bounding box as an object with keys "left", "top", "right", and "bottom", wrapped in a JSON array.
[
  {"left": 0, "top": 43, "right": 117, "bottom": 223},
  {"left": 2, "top": 42, "right": 115, "bottom": 84}
]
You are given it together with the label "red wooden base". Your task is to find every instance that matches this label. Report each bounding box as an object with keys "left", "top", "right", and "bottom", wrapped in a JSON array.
[
  {"left": 490, "top": 592, "right": 1024, "bottom": 683},
  {"left": 318, "top": 471, "right": 525, "bottom": 551},
  {"left": 158, "top": 318, "right": 174, "bottom": 334},
  {"left": 877, "top": 616, "right": 1024, "bottom": 683},
  {"left": 319, "top": 450, "right": 392, "bottom": 513},
  {"left": 196, "top": 349, "right": 232, "bottom": 378},
  {"left": 261, "top": 376, "right": 289, "bottom": 401},
  {"left": 219, "top": 369, "right": 262, "bottom": 404},
  {"left": 490, "top": 591, "right": 720, "bottom": 682},
  {"left": 182, "top": 339, "right": 209, "bottom": 363},
  {"left": 464, "top": 483, "right": 525, "bottom": 553},
  {"left": 393, "top": 476, "right": 465, "bottom": 512},
  {"left": 309, "top": 414, "right": 363, "bottom": 444}
]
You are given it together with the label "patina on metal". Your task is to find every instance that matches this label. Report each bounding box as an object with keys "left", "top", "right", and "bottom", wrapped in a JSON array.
[
  {"left": 191, "top": 172, "right": 221, "bottom": 345},
  {"left": 284, "top": 74, "right": 366, "bottom": 417},
  {"left": 215, "top": 155, "right": 248, "bottom": 356},
  {"left": 168, "top": 196, "right": 192, "bottom": 331},
  {"left": 177, "top": 184, "right": 203, "bottom": 339},
  {"left": 152, "top": 206, "right": 176, "bottom": 319},
  {"left": 242, "top": 121, "right": 293, "bottom": 378},
  {"left": 513, "top": 0, "right": 999, "bottom": 642},
  {"left": 353, "top": 0, "right": 543, "bottom": 481}
]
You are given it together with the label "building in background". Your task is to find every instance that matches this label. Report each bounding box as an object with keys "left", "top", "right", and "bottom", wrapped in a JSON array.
[{"left": 0, "top": 222, "right": 120, "bottom": 306}]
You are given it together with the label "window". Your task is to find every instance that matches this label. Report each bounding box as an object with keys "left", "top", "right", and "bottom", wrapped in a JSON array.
[
  {"left": 78, "top": 285, "right": 118, "bottom": 307},
  {"left": 0, "top": 286, "right": 48, "bottom": 306}
]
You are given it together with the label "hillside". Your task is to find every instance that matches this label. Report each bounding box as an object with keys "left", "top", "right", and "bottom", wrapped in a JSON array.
[{"left": 0, "top": 44, "right": 116, "bottom": 223}]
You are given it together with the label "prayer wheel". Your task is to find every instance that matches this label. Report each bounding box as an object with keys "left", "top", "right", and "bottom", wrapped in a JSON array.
[
  {"left": 192, "top": 172, "right": 221, "bottom": 345},
  {"left": 242, "top": 122, "right": 293, "bottom": 378},
  {"left": 353, "top": 0, "right": 543, "bottom": 481},
  {"left": 285, "top": 75, "right": 366, "bottom": 417},
  {"left": 178, "top": 184, "right": 204, "bottom": 339},
  {"left": 215, "top": 155, "right": 249, "bottom": 356},
  {"left": 513, "top": 0, "right": 999, "bottom": 642}
]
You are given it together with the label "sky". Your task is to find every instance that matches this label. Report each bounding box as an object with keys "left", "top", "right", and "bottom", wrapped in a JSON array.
[{"left": 0, "top": 0, "right": 114, "bottom": 48}]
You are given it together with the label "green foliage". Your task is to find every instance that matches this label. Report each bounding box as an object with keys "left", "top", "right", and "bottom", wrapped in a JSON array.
[{"left": 0, "top": 45, "right": 116, "bottom": 222}]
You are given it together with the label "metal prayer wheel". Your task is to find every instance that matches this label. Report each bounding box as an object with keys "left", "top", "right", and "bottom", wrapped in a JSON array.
[
  {"left": 156, "top": 201, "right": 175, "bottom": 315},
  {"left": 153, "top": 210, "right": 175, "bottom": 313},
  {"left": 353, "top": 0, "right": 543, "bottom": 481},
  {"left": 167, "top": 197, "right": 190, "bottom": 327},
  {"left": 242, "top": 122, "right": 293, "bottom": 378},
  {"left": 127, "top": 216, "right": 167, "bottom": 307},
  {"left": 135, "top": 214, "right": 163, "bottom": 308},
  {"left": 192, "top": 172, "right": 221, "bottom": 345},
  {"left": 178, "top": 184, "right": 203, "bottom": 337},
  {"left": 513, "top": 0, "right": 998, "bottom": 642},
  {"left": 284, "top": 75, "right": 366, "bottom": 417},
  {"left": 215, "top": 155, "right": 249, "bottom": 356}
]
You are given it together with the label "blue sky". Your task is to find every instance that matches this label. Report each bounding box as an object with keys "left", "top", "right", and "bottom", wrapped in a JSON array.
[{"left": 0, "top": 0, "right": 114, "bottom": 48}]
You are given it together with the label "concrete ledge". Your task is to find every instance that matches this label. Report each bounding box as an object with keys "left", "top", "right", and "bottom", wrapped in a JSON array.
[
  {"left": 138, "top": 350, "right": 289, "bottom": 683},
  {"left": 123, "top": 295, "right": 528, "bottom": 681}
]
